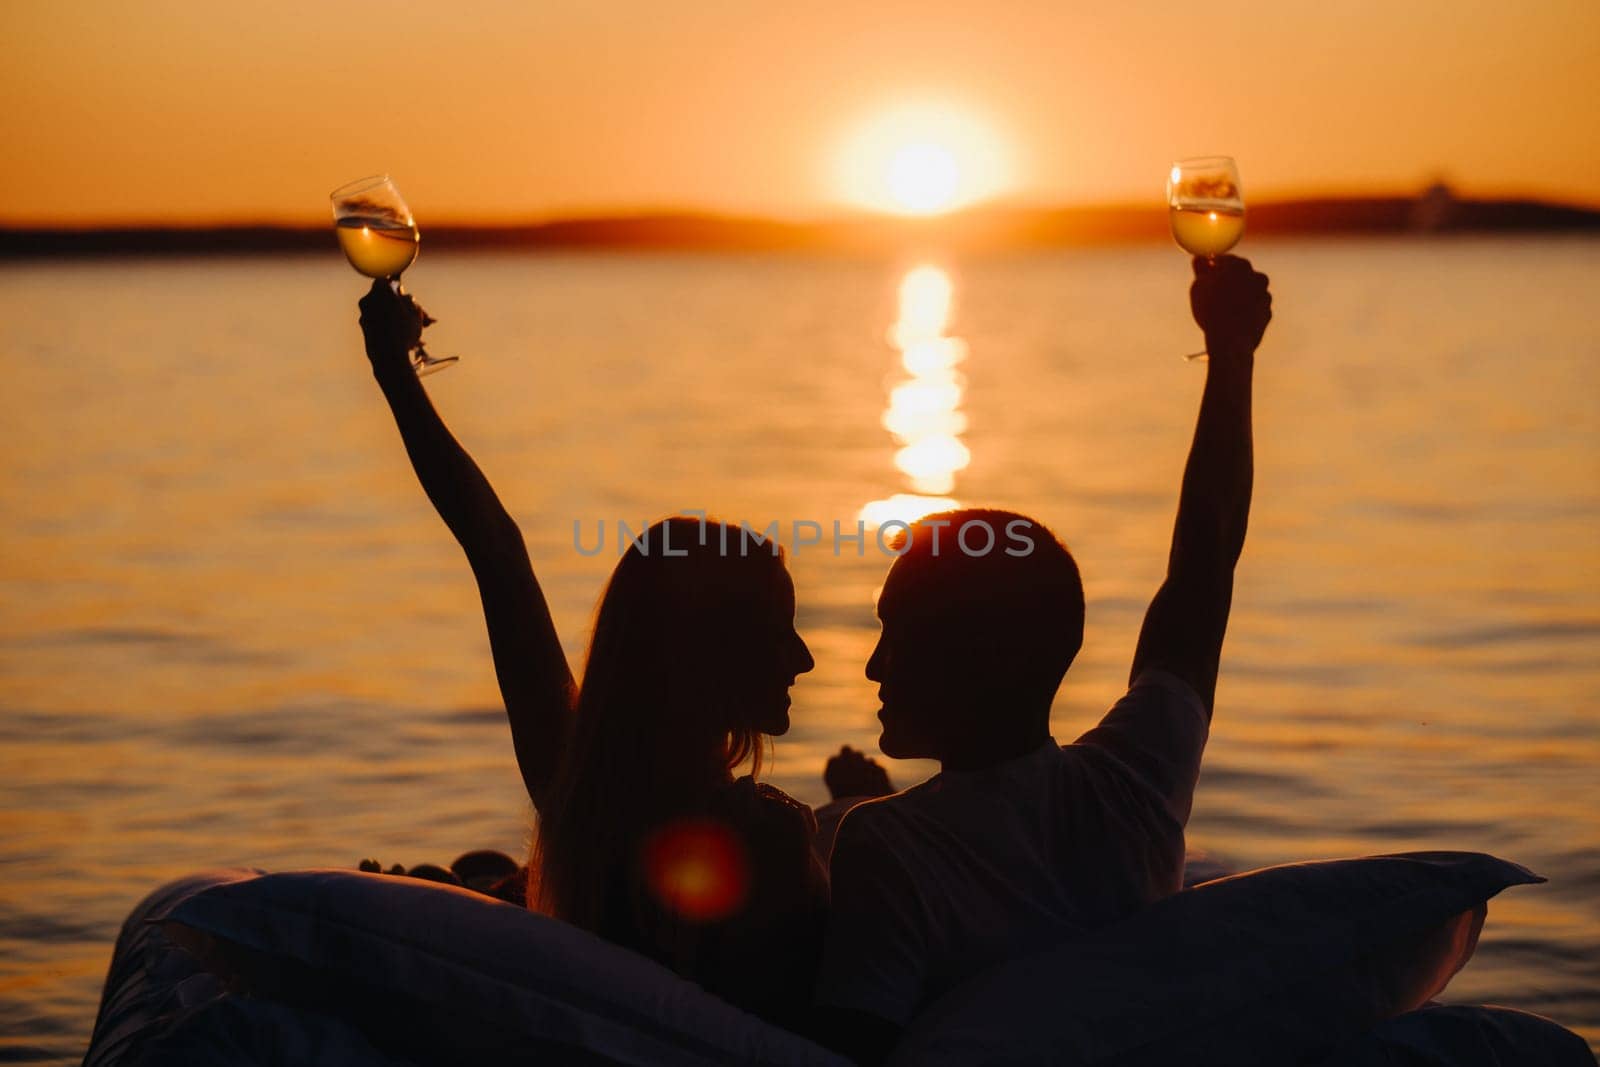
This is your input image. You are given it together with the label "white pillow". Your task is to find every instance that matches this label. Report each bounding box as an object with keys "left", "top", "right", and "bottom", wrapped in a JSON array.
[
  {"left": 890, "top": 851, "right": 1542, "bottom": 1066},
  {"left": 163, "top": 868, "right": 847, "bottom": 1067}
]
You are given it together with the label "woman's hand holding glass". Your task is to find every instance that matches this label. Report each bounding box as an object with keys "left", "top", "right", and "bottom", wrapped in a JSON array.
[{"left": 331, "top": 174, "right": 457, "bottom": 376}]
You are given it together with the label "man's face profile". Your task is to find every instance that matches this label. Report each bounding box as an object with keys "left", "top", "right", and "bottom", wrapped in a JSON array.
[{"left": 867, "top": 567, "right": 970, "bottom": 761}]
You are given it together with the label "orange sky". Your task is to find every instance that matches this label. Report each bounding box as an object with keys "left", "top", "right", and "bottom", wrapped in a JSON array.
[{"left": 3, "top": 0, "right": 1598, "bottom": 224}]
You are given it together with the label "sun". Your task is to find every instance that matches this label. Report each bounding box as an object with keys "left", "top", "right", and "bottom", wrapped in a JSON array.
[
  {"left": 834, "top": 102, "right": 1012, "bottom": 216},
  {"left": 886, "top": 143, "right": 961, "bottom": 214}
]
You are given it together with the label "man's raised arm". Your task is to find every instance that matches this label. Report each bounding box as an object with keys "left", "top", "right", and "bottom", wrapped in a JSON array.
[{"left": 1129, "top": 255, "right": 1272, "bottom": 715}]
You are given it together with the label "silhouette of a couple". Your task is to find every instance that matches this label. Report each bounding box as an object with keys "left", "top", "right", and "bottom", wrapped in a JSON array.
[{"left": 356, "top": 255, "right": 1272, "bottom": 1063}]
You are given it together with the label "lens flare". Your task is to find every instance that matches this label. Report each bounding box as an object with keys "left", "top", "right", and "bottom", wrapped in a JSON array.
[{"left": 642, "top": 818, "right": 749, "bottom": 923}]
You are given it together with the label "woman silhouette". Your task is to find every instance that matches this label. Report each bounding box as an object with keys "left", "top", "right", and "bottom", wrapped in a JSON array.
[{"left": 356, "top": 282, "right": 826, "bottom": 1026}]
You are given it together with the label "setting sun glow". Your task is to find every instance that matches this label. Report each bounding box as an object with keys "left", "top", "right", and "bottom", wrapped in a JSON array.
[
  {"left": 886, "top": 143, "right": 960, "bottom": 214},
  {"left": 834, "top": 103, "right": 1012, "bottom": 215}
]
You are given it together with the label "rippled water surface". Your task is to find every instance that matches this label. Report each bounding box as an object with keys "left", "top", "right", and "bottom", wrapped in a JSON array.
[{"left": 2, "top": 238, "right": 1597, "bottom": 1060}]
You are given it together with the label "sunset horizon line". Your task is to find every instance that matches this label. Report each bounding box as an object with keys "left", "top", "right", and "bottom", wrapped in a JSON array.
[{"left": 5, "top": 181, "right": 1599, "bottom": 232}]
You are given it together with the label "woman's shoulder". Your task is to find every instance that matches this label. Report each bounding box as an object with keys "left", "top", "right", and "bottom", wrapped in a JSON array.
[
  {"left": 717, "top": 776, "right": 818, "bottom": 838},
  {"left": 719, "top": 778, "right": 828, "bottom": 918}
]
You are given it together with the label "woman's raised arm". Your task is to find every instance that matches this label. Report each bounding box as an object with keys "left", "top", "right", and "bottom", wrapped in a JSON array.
[{"left": 358, "top": 281, "right": 575, "bottom": 810}]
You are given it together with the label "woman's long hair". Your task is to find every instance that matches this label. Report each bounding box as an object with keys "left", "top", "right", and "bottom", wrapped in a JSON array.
[{"left": 530, "top": 516, "right": 786, "bottom": 931}]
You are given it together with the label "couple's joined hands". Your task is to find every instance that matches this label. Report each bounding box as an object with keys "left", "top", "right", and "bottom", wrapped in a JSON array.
[{"left": 825, "top": 745, "right": 895, "bottom": 801}]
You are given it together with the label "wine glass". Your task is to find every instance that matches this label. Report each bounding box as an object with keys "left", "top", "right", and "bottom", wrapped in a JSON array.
[
  {"left": 329, "top": 175, "right": 457, "bottom": 376},
  {"left": 1167, "top": 156, "right": 1244, "bottom": 361}
]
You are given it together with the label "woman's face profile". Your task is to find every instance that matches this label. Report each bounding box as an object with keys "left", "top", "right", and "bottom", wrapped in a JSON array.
[{"left": 719, "top": 565, "right": 813, "bottom": 737}]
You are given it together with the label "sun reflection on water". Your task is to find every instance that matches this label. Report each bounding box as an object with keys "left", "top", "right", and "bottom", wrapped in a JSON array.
[{"left": 861, "top": 264, "right": 970, "bottom": 527}]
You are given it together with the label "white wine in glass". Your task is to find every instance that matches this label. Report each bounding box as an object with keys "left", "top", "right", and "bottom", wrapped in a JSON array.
[
  {"left": 329, "top": 175, "right": 457, "bottom": 375},
  {"left": 1170, "top": 205, "right": 1244, "bottom": 258},
  {"left": 1168, "top": 156, "right": 1243, "bottom": 257},
  {"left": 336, "top": 216, "right": 419, "bottom": 278},
  {"left": 1167, "top": 156, "right": 1244, "bottom": 359}
]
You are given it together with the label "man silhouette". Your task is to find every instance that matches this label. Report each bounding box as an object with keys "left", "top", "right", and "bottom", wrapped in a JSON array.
[{"left": 814, "top": 256, "right": 1272, "bottom": 1062}]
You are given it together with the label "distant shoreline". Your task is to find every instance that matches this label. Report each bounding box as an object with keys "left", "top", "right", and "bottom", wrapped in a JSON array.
[{"left": 4, "top": 192, "right": 1597, "bottom": 259}]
